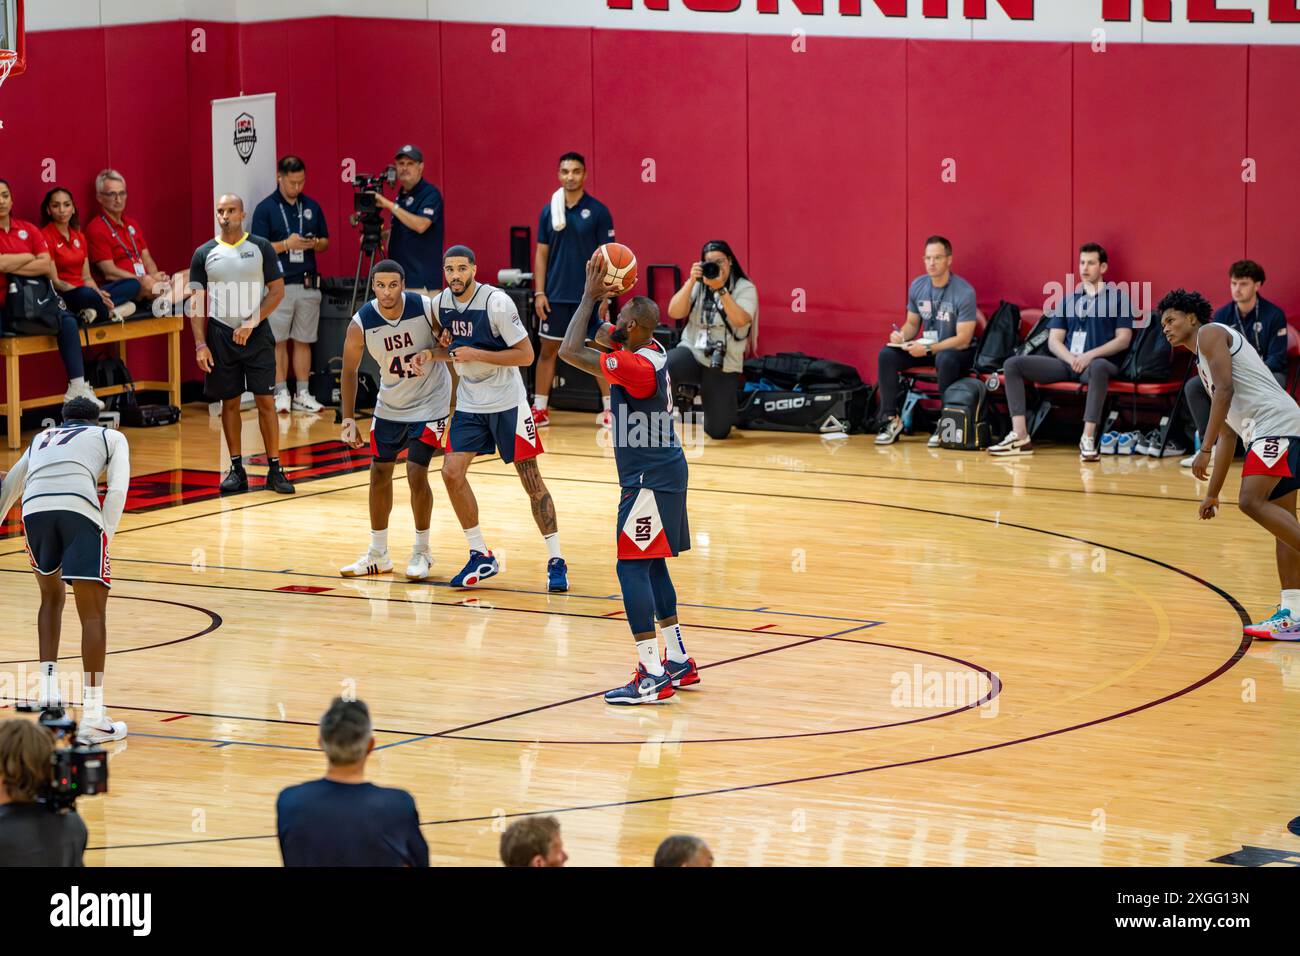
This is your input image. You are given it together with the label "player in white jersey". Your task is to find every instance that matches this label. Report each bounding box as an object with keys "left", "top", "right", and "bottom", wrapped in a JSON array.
[
  {"left": 410, "top": 246, "right": 569, "bottom": 592},
  {"left": 0, "top": 398, "right": 131, "bottom": 742},
  {"left": 1161, "top": 289, "right": 1300, "bottom": 640},
  {"left": 338, "top": 260, "right": 454, "bottom": 580}
]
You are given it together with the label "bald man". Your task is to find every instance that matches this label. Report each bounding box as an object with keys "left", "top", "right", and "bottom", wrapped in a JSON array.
[{"left": 189, "top": 194, "right": 294, "bottom": 494}]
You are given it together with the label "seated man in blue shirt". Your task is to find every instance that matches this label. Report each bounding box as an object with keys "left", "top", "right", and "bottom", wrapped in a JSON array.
[
  {"left": 373, "top": 145, "right": 444, "bottom": 295},
  {"left": 1179, "top": 259, "right": 1289, "bottom": 468},
  {"left": 276, "top": 697, "right": 428, "bottom": 867},
  {"left": 989, "top": 243, "right": 1134, "bottom": 461}
]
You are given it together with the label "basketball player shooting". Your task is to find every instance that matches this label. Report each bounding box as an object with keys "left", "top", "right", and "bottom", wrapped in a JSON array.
[
  {"left": 338, "top": 260, "right": 453, "bottom": 581},
  {"left": 0, "top": 398, "right": 131, "bottom": 741},
  {"left": 1161, "top": 288, "right": 1300, "bottom": 640},
  {"left": 558, "top": 251, "right": 699, "bottom": 704}
]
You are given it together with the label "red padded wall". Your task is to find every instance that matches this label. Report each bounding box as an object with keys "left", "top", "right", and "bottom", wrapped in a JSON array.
[
  {"left": 1246, "top": 45, "right": 1300, "bottom": 318},
  {"left": 440, "top": 22, "right": 594, "bottom": 279},
  {"left": 747, "top": 36, "right": 907, "bottom": 374},
  {"left": 591, "top": 29, "right": 750, "bottom": 303},
  {"left": 1072, "top": 43, "right": 1247, "bottom": 317}
]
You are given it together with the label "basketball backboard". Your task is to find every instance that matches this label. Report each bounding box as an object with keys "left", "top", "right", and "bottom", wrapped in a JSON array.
[{"left": 0, "top": 0, "right": 25, "bottom": 78}]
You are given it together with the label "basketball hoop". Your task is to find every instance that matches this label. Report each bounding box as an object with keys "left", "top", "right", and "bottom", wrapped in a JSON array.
[{"left": 0, "top": 50, "right": 16, "bottom": 91}]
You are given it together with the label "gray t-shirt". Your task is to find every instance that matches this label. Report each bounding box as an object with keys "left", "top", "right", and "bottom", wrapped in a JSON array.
[
  {"left": 190, "top": 232, "right": 283, "bottom": 328},
  {"left": 680, "top": 277, "right": 758, "bottom": 375},
  {"left": 906, "top": 273, "right": 978, "bottom": 343},
  {"left": 0, "top": 804, "right": 87, "bottom": 866}
]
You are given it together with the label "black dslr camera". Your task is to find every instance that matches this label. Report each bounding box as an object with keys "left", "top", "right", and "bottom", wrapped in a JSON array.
[
  {"left": 705, "top": 339, "right": 726, "bottom": 369},
  {"left": 351, "top": 165, "right": 398, "bottom": 253},
  {"left": 700, "top": 260, "right": 722, "bottom": 281},
  {"left": 38, "top": 708, "right": 110, "bottom": 813}
]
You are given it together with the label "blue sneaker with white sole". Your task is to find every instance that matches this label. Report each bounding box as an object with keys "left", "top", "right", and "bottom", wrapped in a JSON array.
[
  {"left": 450, "top": 550, "right": 499, "bottom": 588},
  {"left": 603, "top": 665, "right": 675, "bottom": 705},
  {"left": 547, "top": 557, "right": 569, "bottom": 592}
]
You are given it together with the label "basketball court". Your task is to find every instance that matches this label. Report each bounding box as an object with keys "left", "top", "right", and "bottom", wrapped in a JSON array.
[{"left": 2, "top": 1, "right": 1300, "bottom": 876}]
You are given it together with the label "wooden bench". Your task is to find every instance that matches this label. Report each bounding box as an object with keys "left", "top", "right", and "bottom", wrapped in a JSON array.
[{"left": 1, "top": 314, "right": 183, "bottom": 449}]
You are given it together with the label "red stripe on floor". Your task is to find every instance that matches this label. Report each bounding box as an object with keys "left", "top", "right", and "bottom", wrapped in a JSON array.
[
  {"left": 161, "top": 714, "right": 190, "bottom": 722},
  {"left": 751, "top": 623, "right": 777, "bottom": 631}
]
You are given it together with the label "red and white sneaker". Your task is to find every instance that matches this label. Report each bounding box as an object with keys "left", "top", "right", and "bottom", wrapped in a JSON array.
[
  {"left": 596, "top": 409, "right": 612, "bottom": 429},
  {"left": 662, "top": 656, "right": 700, "bottom": 688},
  {"left": 532, "top": 406, "right": 550, "bottom": 427}
]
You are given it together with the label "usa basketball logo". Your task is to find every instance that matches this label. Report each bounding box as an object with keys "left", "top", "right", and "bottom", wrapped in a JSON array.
[{"left": 233, "top": 112, "right": 257, "bottom": 165}]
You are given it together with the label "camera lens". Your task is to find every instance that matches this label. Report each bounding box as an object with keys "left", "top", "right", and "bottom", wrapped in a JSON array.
[{"left": 701, "top": 261, "right": 721, "bottom": 280}]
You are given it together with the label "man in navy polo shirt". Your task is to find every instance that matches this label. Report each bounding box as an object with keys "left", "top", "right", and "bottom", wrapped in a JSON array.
[
  {"left": 251, "top": 155, "right": 331, "bottom": 414},
  {"left": 532, "top": 151, "right": 616, "bottom": 427},
  {"left": 1179, "top": 259, "right": 1289, "bottom": 467},
  {"left": 989, "top": 242, "right": 1134, "bottom": 462},
  {"left": 373, "top": 145, "right": 443, "bottom": 295}
]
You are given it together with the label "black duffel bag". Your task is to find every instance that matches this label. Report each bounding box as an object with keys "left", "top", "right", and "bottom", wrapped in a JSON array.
[
  {"left": 2, "top": 276, "right": 67, "bottom": 336},
  {"left": 742, "top": 351, "right": 863, "bottom": 392},
  {"left": 738, "top": 385, "right": 874, "bottom": 435},
  {"left": 937, "top": 377, "right": 993, "bottom": 450}
]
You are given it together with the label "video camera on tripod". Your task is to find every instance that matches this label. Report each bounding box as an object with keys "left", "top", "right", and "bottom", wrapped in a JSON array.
[{"left": 348, "top": 165, "right": 398, "bottom": 312}]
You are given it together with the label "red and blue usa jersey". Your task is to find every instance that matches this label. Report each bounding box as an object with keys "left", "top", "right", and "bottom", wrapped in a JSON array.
[{"left": 602, "top": 339, "right": 688, "bottom": 492}]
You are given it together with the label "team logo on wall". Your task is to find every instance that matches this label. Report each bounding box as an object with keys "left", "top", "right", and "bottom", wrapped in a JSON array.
[{"left": 233, "top": 112, "right": 258, "bottom": 165}]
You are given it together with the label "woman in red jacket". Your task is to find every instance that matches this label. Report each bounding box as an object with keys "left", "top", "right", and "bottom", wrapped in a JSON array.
[{"left": 39, "top": 187, "right": 139, "bottom": 324}]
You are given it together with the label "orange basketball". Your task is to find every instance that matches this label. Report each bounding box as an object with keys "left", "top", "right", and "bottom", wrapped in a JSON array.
[{"left": 597, "top": 242, "right": 637, "bottom": 294}]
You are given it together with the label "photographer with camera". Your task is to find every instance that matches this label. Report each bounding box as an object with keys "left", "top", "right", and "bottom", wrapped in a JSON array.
[
  {"left": 368, "top": 145, "right": 443, "bottom": 295},
  {"left": 0, "top": 719, "right": 88, "bottom": 867},
  {"left": 665, "top": 240, "right": 757, "bottom": 440}
]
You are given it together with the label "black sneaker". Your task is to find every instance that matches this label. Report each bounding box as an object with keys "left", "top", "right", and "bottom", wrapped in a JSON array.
[
  {"left": 220, "top": 467, "right": 248, "bottom": 494},
  {"left": 266, "top": 466, "right": 296, "bottom": 495}
]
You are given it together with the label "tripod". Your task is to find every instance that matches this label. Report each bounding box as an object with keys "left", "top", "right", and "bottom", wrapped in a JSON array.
[{"left": 350, "top": 223, "right": 384, "bottom": 316}]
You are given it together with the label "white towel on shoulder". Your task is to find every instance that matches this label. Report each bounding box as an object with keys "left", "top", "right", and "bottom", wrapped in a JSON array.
[{"left": 550, "top": 188, "right": 567, "bottom": 232}]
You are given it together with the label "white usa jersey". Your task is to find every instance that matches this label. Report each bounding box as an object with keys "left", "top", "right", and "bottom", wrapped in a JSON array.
[
  {"left": 0, "top": 424, "right": 131, "bottom": 536},
  {"left": 351, "top": 292, "right": 452, "bottom": 422},
  {"left": 1197, "top": 324, "right": 1300, "bottom": 443}
]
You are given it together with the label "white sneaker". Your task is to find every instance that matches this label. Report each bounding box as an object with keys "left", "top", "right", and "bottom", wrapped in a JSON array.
[
  {"left": 875, "top": 417, "right": 904, "bottom": 445},
  {"left": 274, "top": 390, "right": 291, "bottom": 414},
  {"left": 111, "top": 301, "right": 136, "bottom": 322},
  {"left": 340, "top": 550, "right": 393, "bottom": 577},
  {"left": 1079, "top": 435, "right": 1100, "bottom": 462},
  {"left": 64, "top": 380, "right": 105, "bottom": 410},
  {"left": 78, "top": 308, "right": 99, "bottom": 324},
  {"left": 988, "top": 431, "right": 1034, "bottom": 457},
  {"left": 405, "top": 550, "right": 433, "bottom": 581},
  {"left": 292, "top": 391, "right": 323, "bottom": 413},
  {"left": 1181, "top": 448, "right": 1212, "bottom": 468},
  {"left": 78, "top": 717, "right": 128, "bottom": 744},
  {"left": 927, "top": 432, "right": 942, "bottom": 448},
  {"left": 240, "top": 391, "right": 256, "bottom": 410}
]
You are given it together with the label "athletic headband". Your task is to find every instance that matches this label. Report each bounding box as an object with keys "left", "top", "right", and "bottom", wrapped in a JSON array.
[
  {"left": 443, "top": 245, "right": 476, "bottom": 264},
  {"left": 370, "top": 259, "right": 405, "bottom": 280}
]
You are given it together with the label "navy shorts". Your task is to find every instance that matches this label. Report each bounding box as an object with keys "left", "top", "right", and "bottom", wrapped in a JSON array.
[
  {"left": 369, "top": 416, "right": 448, "bottom": 466},
  {"left": 448, "top": 400, "right": 543, "bottom": 464},
  {"left": 617, "top": 486, "right": 690, "bottom": 560},
  {"left": 1243, "top": 436, "right": 1300, "bottom": 501},
  {"left": 23, "top": 510, "right": 111, "bottom": 587},
  {"left": 538, "top": 301, "right": 602, "bottom": 342}
]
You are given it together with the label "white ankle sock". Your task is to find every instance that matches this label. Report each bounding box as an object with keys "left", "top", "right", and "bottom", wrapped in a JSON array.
[
  {"left": 637, "top": 639, "right": 664, "bottom": 676},
  {"left": 464, "top": 525, "right": 488, "bottom": 554},
  {"left": 602, "top": 395, "right": 611, "bottom": 412},
  {"left": 274, "top": 381, "right": 288, "bottom": 395},
  {"left": 543, "top": 532, "right": 562, "bottom": 560},
  {"left": 296, "top": 383, "right": 310, "bottom": 396},
  {"left": 414, "top": 528, "right": 430, "bottom": 553},
  {"left": 39, "top": 661, "right": 57, "bottom": 703},
  {"left": 1282, "top": 590, "right": 1300, "bottom": 613},
  {"left": 370, "top": 529, "right": 388, "bottom": 554},
  {"left": 83, "top": 685, "right": 105, "bottom": 725},
  {"left": 663, "top": 624, "right": 687, "bottom": 663},
  {"left": 534, "top": 395, "right": 548, "bottom": 411},
  {"left": 70, "top": 376, "right": 86, "bottom": 388}
]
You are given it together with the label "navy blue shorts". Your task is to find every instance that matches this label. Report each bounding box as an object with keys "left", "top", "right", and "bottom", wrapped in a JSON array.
[
  {"left": 448, "top": 400, "right": 543, "bottom": 464},
  {"left": 369, "top": 416, "right": 448, "bottom": 466},
  {"left": 538, "top": 301, "right": 602, "bottom": 342},
  {"left": 23, "top": 510, "right": 111, "bottom": 587},
  {"left": 617, "top": 487, "right": 690, "bottom": 560}
]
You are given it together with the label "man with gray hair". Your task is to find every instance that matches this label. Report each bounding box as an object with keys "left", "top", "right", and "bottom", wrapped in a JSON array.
[
  {"left": 276, "top": 697, "right": 428, "bottom": 867},
  {"left": 653, "top": 834, "right": 714, "bottom": 867},
  {"left": 85, "top": 169, "right": 174, "bottom": 305}
]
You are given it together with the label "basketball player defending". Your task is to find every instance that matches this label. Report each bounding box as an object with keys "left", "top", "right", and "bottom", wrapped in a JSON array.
[
  {"left": 559, "top": 254, "right": 699, "bottom": 703},
  {"left": 1161, "top": 288, "right": 1300, "bottom": 640},
  {"left": 0, "top": 398, "right": 131, "bottom": 741},
  {"left": 338, "top": 260, "right": 453, "bottom": 581},
  {"left": 413, "top": 245, "right": 568, "bottom": 592}
]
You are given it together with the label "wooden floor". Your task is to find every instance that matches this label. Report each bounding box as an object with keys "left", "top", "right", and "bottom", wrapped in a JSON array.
[{"left": 2, "top": 406, "right": 1298, "bottom": 867}]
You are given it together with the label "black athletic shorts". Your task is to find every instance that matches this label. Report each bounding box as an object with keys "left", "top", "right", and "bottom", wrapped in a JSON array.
[
  {"left": 22, "top": 510, "right": 111, "bottom": 587},
  {"left": 205, "top": 319, "right": 276, "bottom": 401}
]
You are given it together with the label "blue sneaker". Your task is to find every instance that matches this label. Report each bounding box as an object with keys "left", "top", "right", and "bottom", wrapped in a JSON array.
[
  {"left": 1243, "top": 605, "right": 1296, "bottom": 638},
  {"left": 662, "top": 656, "right": 700, "bottom": 689},
  {"left": 450, "top": 550, "right": 499, "bottom": 588},
  {"left": 1099, "top": 431, "right": 1118, "bottom": 455},
  {"left": 547, "top": 557, "right": 569, "bottom": 593},
  {"left": 603, "top": 665, "right": 675, "bottom": 705}
]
